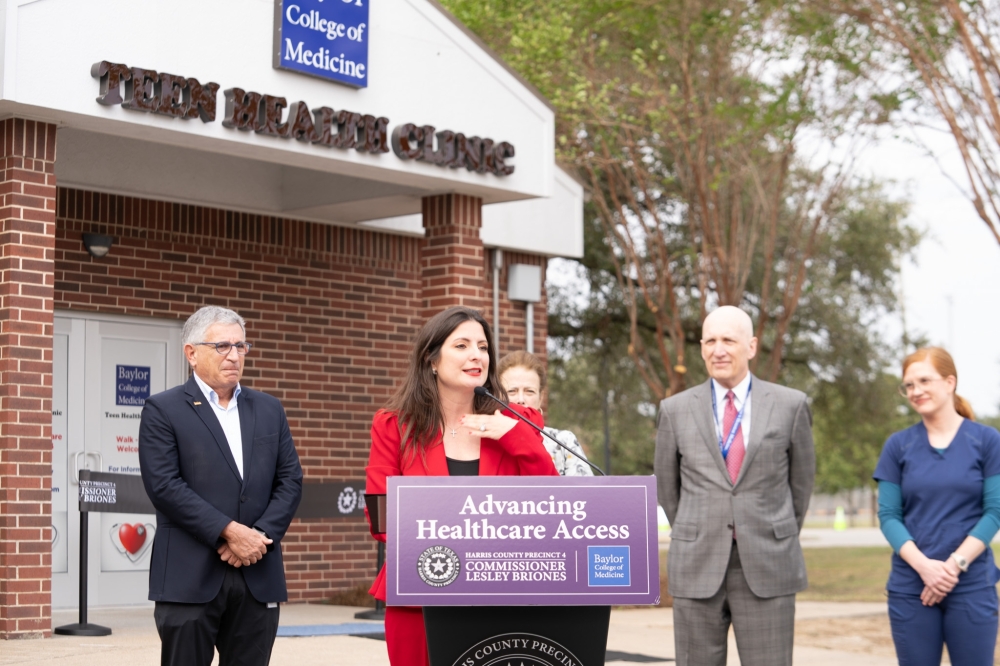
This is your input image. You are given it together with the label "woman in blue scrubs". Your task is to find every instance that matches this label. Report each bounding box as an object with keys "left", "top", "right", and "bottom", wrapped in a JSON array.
[{"left": 874, "top": 347, "right": 1000, "bottom": 665}]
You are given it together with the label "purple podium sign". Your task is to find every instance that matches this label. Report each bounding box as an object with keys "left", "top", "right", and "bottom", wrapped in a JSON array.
[{"left": 386, "top": 476, "right": 659, "bottom": 606}]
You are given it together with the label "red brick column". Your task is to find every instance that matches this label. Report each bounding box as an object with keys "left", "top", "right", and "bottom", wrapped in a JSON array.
[
  {"left": 0, "top": 119, "right": 57, "bottom": 639},
  {"left": 421, "top": 194, "right": 486, "bottom": 318}
]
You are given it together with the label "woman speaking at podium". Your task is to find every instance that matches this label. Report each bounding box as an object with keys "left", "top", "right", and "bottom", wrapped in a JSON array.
[{"left": 365, "top": 306, "right": 558, "bottom": 666}]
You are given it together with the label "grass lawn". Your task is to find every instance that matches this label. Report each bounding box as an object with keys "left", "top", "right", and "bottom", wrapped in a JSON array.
[
  {"left": 801, "top": 544, "right": 1000, "bottom": 601},
  {"left": 799, "top": 546, "right": 892, "bottom": 601},
  {"left": 659, "top": 546, "right": 894, "bottom": 604},
  {"left": 660, "top": 544, "right": 1000, "bottom": 604}
]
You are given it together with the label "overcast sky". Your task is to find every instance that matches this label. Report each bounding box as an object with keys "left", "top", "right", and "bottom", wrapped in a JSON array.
[{"left": 859, "top": 126, "right": 1000, "bottom": 417}]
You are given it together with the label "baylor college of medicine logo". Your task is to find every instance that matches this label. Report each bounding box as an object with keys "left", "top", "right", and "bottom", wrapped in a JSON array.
[
  {"left": 417, "top": 545, "right": 460, "bottom": 587},
  {"left": 453, "top": 633, "right": 582, "bottom": 666}
]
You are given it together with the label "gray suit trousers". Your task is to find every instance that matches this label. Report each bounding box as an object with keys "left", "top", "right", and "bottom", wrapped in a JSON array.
[{"left": 672, "top": 541, "right": 795, "bottom": 666}]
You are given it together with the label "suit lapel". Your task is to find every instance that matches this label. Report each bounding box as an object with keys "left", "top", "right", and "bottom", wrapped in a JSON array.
[
  {"left": 401, "top": 434, "right": 450, "bottom": 476},
  {"left": 425, "top": 439, "right": 450, "bottom": 476},
  {"left": 694, "top": 381, "right": 731, "bottom": 483},
  {"left": 238, "top": 389, "right": 255, "bottom": 490},
  {"left": 735, "top": 375, "right": 774, "bottom": 487},
  {"left": 184, "top": 376, "right": 242, "bottom": 482}
]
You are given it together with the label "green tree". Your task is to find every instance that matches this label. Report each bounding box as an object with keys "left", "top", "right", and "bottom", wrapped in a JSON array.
[
  {"left": 812, "top": 375, "right": 911, "bottom": 494},
  {"left": 445, "top": 0, "right": 893, "bottom": 399},
  {"left": 542, "top": 203, "right": 672, "bottom": 475},
  {"left": 981, "top": 413, "right": 1000, "bottom": 430},
  {"left": 545, "top": 337, "right": 659, "bottom": 476},
  {"left": 545, "top": 176, "right": 918, "bottom": 475},
  {"left": 816, "top": 0, "right": 1000, "bottom": 246},
  {"left": 440, "top": 0, "right": 920, "bottom": 478}
]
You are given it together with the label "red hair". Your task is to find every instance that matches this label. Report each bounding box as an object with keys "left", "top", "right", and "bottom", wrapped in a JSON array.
[{"left": 902, "top": 347, "right": 975, "bottom": 420}]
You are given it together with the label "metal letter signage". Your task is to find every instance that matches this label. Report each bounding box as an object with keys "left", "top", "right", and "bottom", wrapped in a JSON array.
[
  {"left": 274, "top": 0, "right": 369, "bottom": 89},
  {"left": 92, "top": 61, "right": 220, "bottom": 123},
  {"left": 91, "top": 58, "right": 516, "bottom": 176},
  {"left": 386, "top": 476, "right": 660, "bottom": 606}
]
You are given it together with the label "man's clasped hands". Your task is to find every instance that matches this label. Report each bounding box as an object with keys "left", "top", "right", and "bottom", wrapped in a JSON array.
[{"left": 217, "top": 521, "right": 273, "bottom": 568}]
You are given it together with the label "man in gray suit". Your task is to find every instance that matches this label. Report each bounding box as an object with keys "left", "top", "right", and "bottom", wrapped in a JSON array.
[{"left": 655, "top": 306, "right": 815, "bottom": 666}]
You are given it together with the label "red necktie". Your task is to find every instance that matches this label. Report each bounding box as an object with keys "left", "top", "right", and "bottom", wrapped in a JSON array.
[{"left": 723, "top": 390, "right": 745, "bottom": 484}]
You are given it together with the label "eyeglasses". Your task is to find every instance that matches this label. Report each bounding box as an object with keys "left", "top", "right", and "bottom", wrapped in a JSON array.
[
  {"left": 193, "top": 341, "right": 252, "bottom": 355},
  {"left": 898, "top": 376, "right": 944, "bottom": 396}
]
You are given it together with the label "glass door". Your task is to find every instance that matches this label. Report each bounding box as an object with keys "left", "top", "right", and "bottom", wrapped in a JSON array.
[{"left": 52, "top": 313, "right": 184, "bottom": 608}]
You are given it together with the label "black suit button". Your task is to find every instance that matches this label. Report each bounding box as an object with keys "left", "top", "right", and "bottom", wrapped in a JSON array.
[
  {"left": 241, "top": 496, "right": 247, "bottom": 502},
  {"left": 727, "top": 524, "right": 734, "bottom": 529}
]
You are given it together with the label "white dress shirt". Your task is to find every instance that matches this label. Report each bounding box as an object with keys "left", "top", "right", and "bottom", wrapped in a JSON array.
[
  {"left": 193, "top": 372, "right": 244, "bottom": 478},
  {"left": 711, "top": 373, "right": 752, "bottom": 451}
]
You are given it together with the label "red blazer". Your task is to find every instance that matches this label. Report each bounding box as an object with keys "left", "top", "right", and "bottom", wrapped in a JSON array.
[{"left": 365, "top": 403, "right": 558, "bottom": 600}]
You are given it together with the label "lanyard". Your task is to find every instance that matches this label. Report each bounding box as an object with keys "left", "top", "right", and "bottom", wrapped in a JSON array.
[{"left": 711, "top": 379, "right": 751, "bottom": 459}]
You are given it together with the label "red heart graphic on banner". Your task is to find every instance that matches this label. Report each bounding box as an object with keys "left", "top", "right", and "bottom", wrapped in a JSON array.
[{"left": 119, "top": 523, "right": 146, "bottom": 555}]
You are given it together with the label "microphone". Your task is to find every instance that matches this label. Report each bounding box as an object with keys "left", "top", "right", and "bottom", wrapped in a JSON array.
[{"left": 474, "top": 386, "right": 606, "bottom": 476}]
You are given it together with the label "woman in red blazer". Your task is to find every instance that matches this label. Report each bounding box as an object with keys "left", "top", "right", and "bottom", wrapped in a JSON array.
[{"left": 365, "top": 306, "right": 558, "bottom": 666}]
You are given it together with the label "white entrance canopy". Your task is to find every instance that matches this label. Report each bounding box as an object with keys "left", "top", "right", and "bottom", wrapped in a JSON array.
[{"left": 0, "top": 0, "right": 582, "bottom": 257}]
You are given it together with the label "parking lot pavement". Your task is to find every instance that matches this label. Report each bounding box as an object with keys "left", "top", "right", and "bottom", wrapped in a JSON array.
[
  {"left": 0, "top": 600, "right": 894, "bottom": 666},
  {"left": 798, "top": 528, "right": 889, "bottom": 548},
  {"left": 608, "top": 601, "right": 893, "bottom": 666},
  {"left": 0, "top": 604, "right": 388, "bottom": 666},
  {"left": 665, "top": 526, "right": 1000, "bottom": 549}
]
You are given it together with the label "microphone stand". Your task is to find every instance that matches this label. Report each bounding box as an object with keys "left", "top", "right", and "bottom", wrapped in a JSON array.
[{"left": 474, "top": 386, "right": 607, "bottom": 476}]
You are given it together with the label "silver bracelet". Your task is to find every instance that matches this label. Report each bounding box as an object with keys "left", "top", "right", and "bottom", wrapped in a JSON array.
[{"left": 950, "top": 552, "right": 969, "bottom": 573}]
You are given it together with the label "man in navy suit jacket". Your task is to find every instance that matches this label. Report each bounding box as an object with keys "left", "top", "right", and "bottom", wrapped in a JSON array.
[{"left": 139, "top": 306, "right": 302, "bottom": 666}]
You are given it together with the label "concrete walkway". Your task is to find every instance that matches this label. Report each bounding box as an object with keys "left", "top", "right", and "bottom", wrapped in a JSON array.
[
  {"left": 658, "top": 527, "right": 893, "bottom": 550},
  {"left": 661, "top": 526, "right": 999, "bottom": 550},
  {"left": 0, "top": 600, "right": 895, "bottom": 665},
  {"left": 798, "top": 527, "right": 889, "bottom": 548}
]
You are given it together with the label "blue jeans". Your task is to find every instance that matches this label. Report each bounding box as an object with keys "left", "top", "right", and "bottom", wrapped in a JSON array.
[{"left": 888, "top": 586, "right": 998, "bottom": 666}]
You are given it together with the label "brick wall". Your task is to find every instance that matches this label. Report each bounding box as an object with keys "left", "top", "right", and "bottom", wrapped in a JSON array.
[
  {"left": 54, "top": 187, "right": 423, "bottom": 602},
  {"left": 0, "top": 120, "right": 57, "bottom": 638},
  {"left": 51, "top": 187, "right": 550, "bottom": 605}
]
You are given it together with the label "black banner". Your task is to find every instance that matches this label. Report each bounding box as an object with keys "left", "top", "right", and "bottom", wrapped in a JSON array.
[
  {"left": 78, "top": 470, "right": 155, "bottom": 514},
  {"left": 76, "top": 472, "right": 366, "bottom": 519},
  {"left": 296, "top": 481, "right": 366, "bottom": 519}
]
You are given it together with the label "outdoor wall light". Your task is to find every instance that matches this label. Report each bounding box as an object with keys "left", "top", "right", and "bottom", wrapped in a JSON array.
[{"left": 82, "top": 233, "right": 114, "bottom": 258}]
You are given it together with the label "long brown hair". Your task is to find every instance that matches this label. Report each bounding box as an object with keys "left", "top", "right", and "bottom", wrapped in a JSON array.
[
  {"left": 902, "top": 346, "right": 975, "bottom": 420},
  {"left": 386, "top": 307, "right": 507, "bottom": 459}
]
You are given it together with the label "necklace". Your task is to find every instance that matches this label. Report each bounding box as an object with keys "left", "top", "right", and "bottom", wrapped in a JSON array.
[{"left": 444, "top": 411, "right": 469, "bottom": 438}]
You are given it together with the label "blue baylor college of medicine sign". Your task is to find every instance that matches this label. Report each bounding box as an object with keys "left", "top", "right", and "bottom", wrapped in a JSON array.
[{"left": 274, "top": 0, "right": 369, "bottom": 88}]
